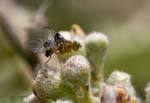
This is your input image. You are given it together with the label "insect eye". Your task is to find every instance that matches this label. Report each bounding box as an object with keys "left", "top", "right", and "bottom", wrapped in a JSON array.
[{"left": 74, "top": 41, "right": 81, "bottom": 47}]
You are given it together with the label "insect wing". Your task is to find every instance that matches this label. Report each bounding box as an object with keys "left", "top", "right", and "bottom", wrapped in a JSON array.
[
  {"left": 43, "top": 26, "right": 55, "bottom": 42},
  {"left": 26, "top": 39, "right": 44, "bottom": 53}
]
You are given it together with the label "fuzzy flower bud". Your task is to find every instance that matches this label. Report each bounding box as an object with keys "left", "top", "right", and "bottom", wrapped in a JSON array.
[
  {"left": 85, "top": 32, "right": 109, "bottom": 95},
  {"left": 101, "top": 84, "right": 131, "bottom": 103},
  {"left": 71, "top": 24, "right": 85, "bottom": 38},
  {"left": 85, "top": 32, "right": 109, "bottom": 80},
  {"left": 85, "top": 32, "right": 109, "bottom": 48},
  {"left": 61, "top": 55, "right": 90, "bottom": 87},
  {"left": 145, "top": 82, "right": 150, "bottom": 103},
  {"left": 106, "top": 71, "right": 139, "bottom": 102},
  {"left": 32, "top": 66, "right": 62, "bottom": 100}
]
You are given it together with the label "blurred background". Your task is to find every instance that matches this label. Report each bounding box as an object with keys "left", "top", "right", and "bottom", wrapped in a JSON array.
[{"left": 0, "top": 0, "right": 150, "bottom": 101}]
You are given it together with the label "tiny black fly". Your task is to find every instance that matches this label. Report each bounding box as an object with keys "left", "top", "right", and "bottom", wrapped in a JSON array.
[{"left": 27, "top": 26, "right": 81, "bottom": 63}]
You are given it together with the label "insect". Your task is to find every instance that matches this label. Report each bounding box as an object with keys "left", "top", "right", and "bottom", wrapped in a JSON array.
[{"left": 27, "top": 27, "right": 81, "bottom": 63}]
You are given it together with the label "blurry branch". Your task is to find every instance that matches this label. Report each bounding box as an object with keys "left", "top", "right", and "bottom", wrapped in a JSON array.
[
  {"left": 0, "top": 14, "right": 37, "bottom": 68},
  {"left": 32, "top": 0, "right": 49, "bottom": 28},
  {"left": 0, "top": 0, "right": 49, "bottom": 68}
]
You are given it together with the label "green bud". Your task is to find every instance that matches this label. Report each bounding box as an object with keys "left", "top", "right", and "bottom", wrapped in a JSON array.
[
  {"left": 85, "top": 32, "right": 109, "bottom": 95},
  {"left": 61, "top": 55, "right": 90, "bottom": 87},
  {"left": 32, "top": 66, "right": 62, "bottom": 100}
]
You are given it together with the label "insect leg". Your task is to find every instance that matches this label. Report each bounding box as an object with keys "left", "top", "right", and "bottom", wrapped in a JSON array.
[{"left": 45, "top": 56, "right": 51, "bottom": 65}]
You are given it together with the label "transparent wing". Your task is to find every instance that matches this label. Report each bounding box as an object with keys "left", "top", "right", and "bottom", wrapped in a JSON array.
[
  {"left": 43, "top": 26, "right": 55, "bottom": 42},
  {"left": 26, "top": 39, "right": 45, "bottom": 53}
]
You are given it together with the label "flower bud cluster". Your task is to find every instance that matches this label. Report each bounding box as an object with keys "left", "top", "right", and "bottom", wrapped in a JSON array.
[{"left": 24, "top": 24, "right": 144, "bottom": 103}]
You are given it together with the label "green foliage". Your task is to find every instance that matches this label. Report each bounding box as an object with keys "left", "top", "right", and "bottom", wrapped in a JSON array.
[{"left": 0, "top": 98, "right": 23, "bottom": 103}]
